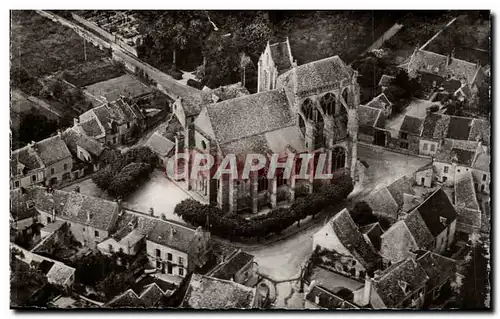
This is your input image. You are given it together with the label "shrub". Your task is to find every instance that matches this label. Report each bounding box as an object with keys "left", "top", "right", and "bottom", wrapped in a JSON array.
[
  {"left": 187, "top": 78, "right": 203, "bottom": 90},
  {"left": 167, "top": 67, "right": 183, "bottom": 80},
  {"left": 174, "top": 176, "right": 354, "bottom": 240}
]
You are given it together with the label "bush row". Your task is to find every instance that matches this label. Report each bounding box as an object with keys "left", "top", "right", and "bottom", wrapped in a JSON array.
[{"left": 174, "top": 176, "right": 354, "bottom": 239}]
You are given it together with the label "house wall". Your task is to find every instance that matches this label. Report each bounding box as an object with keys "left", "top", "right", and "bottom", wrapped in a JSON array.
[
  {"left": 11, "top": 216, "right": 38, "bottom": 231},
  {"left": 44, "top": 157, "right": 73, "bottom": 185},
  {"left": 146, "top": 240, "right": 188, "bottom": 279},
  {"left": 472, "top": 169, "right": 490, "bottom": 195},
  {"left": 77, "top": 145, "right": 93, "bottom": 162},
  {"left": 433, "top": 161, "right": 471, "bottom": 187},
  {"left": 433, "top": 220, "right": 456, "bottom": 254},
  {"left": 419, "top": 139, "right": 439, "bottom": 156},
  {"left": 234, "top": 260, "right": 255, "bottom": 285},
  {"left": 387, "top": 133, "right": 420, "bottom": 155},
  {"left": 37, "top": 210, "right": 109, "bottom": 249},
  {"left": 97, "top": 237, "right": 143, "bottom": 255},
  {"left": 11, "top": 169, "right": 45, "bottom": 189},
  {"left": 415, "top": 168, "right": 433, "bottom": 188}
]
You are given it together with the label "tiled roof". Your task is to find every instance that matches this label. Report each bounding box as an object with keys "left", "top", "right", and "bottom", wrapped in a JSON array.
[
  {"left": 269, "top": 41, "right": 293, "bottom": 74},
  {"left": 403, "top": 211, "right": 434, "bottom": 248},
  {"left": 455, "top": 207, "right": 482, "bottom": 231},
  {"left": 378, "top": 74, "right": 395, "bottom": 87},
  {"left": 211, "top": 250, "right": 254, "bottom": 281},
  {"left": 468, "top": 118, "right": 490, "bottom": 146},
  {"left": 452, "top": 148, "right": 476, "bottom": 166},
  {"left": 35, "top": 135, "right": 72, "bottom": 166},
  {"left": 358, "top": 105, "right": 382, "bottom": 127},
  {"left": 147, "top": 219, "right": 197, "bottom": 253},
  {"left": 206, "top": 89, "right": 294, "bottom": 145},
  {"left": 106, "top": 289, "right": 144, "bottom": 308},
  {"left": 79, "top": 118, "right": 104, "bottom": 138},
  {"left": 411, "top": 188, "right": 457, "bottom": 237},
  {"left": 328, "top": 209, "right": 380, "bottom": 270},
  {"left": 210, "top": 82, "right": 250, "bottom": 101},
  {"left": 434, "top": 139, "right": 479, "bottom": 165},
  {"left": 365, "top": 187, "right": 399, "bottom": 220},
  {"left": 440, "top": 79, "right": 462, "bottom": 93},
  {"left": 93, "top": 98, "right": 143, "bottom": 129},
  {"left": 409, "top": 49, "right": 480, "bottom": 84},
  {"left": 372, "top": 258, "right": 429, "bottom": 308},
  {"left": 145, "top": 132, "right": 175, "bottom": 157},
  {"left": 386, "top": 176, "right": 416, "bottom": 208},
  {"left": 399, "top": 115, "right": 424, "bottom": 136},
  {"left": 416, "top": 251, "right": 456, "bottom": 288},
  {"left": 76, "top": 134, "right": 105, "bottom": 157},
  {"left": 402, "top": 193, "right": 423, "bottom": 213},
  {"left": 11, "top": 144, "right": 44, "bottom": 176},
  {"left": 10, "top": 188, "right": 37, "bottom": 221},
  {"left": 287, "top": 56, "right": 353, "bottom": 93},
  {"left": 305, "top": 286, "right": 358, "bottom": 309},
  {"left": 61, "top": 128, "right": 81, "bottom": 155},
  {"left": 446, "top": 116, "right": 473, "bottom": 140},
  {"left": 367, "top": 93, "right": 392, "bottom": 110},
  {"left": 181, "top": 274, "right": 256, "bottom": 309},
  {"left": 472, "top": 151, "right": 490, "bottom": 172},
  {"left": 47, "top": 262, "right": 75, "bottom": 286},
  {"left": 455, "top": 172, "right": 480, "bottom": 211},
  {"left": 138, "top": 283, "right": 165, "bottom": 307},
  {"left": 421, "top": 113, "right": 450, "bottom": 140},
  {"left": 30, "top": 187, "right": 70, "bottom": 215}
]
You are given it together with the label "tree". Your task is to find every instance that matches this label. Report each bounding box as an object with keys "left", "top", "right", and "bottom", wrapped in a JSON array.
[
  {"left": 457, "top": 242, "right": 490, "bottom": 309},
  {"left": 16, "top": 109, "right": 59, "bottom": 147},
  {"left": 350, "top": 201, "right": 378, "bottom": 226},
  {"left": 239, "top": 52, "right": 252, "bottom": 87}
]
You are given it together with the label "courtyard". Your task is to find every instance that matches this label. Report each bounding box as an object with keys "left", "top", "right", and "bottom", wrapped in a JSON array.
[{"left": 62, "top": 170, "right": 191, "bottom": 223}]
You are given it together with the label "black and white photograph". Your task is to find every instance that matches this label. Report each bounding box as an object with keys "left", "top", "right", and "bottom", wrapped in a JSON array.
[{"left": 9, "top": 8, "right": 491, "bottom": 310}]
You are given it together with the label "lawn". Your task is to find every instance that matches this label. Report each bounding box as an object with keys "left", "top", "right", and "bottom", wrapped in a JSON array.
[{"left": 10, "top": 10, "right": 108, "bottom": 94}]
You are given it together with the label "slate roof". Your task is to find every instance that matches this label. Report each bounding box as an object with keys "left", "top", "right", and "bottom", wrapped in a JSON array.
[
  {"left": 305, "top": 286, "right": 358, "bottom": 309},
  {"left": 454, "top": 172, "right": 480, "bottom": 211},
  {"left": 29, "top": 187, "right": 70, "bottom": 215},
  {"left": 206, "top": 89, "right": 294, "bottom": 145},
  {"left": 468, "top": 118, "right": 490, "bottom": 145},
  {"left": 10, "top": 188, "right": 38, "bottom": 221},
  {"left": 147, "top": 219, "right": 198, "bottom": 253},
  {"left": 328, "top": 209, "right": 380, "bottom": 270},
  {"left": 446, "top": 116, "right": 473, "bottom": 140},
  {"left": 34, "top": 135, "right": 72, "bottom": 167},
  {"left": 372, "top": 258, "right": 429, "bottom": 308},
  {"left": 399, "top": 115, "right": 424, "bottom": 136},
  {"left": 79, "top": 118, "right": 104, "bottom": 138},
  {"left": 378, "top": 74, "right": 395, "bottom": 87},
  {"left": 411, "top": 188, "right": 457, "bottom": 237},
  {"left": 181, "top": 274, "right": 256, "bottom": 309},
  {"left": 367, "top": 93, "right": 392, "bottom": 110},
  {"left": 421, "top": 113, "right": 450, "bottom": 140},
  {"left": 269, "top": 41, "right": 293, "bottom": 74},
  {"left": 281, "top": 56, "right": 353, "bottom": 94},
  {"left": 145, "top": 132, "right": 175, "bottom": 157},
  {"left": 416, "top": 251, "right": 456, "bottom": 288},
  {"left": 211, "top": 250, "right": 254, "bottom": 281}
]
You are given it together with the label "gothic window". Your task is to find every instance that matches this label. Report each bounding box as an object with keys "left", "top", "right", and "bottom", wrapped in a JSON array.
[
  {"left": 332, "top": 147, "right": 346, "bottom": 171},
  {"left": 320, "top": 93, "right": 336, "bottom": 116},
  {"left": 301, "top": 99, "right": 314, "bottom": 121}
]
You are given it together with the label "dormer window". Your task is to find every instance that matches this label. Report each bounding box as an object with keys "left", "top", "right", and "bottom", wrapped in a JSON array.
[
  {"left": 398, "top": 280, "right": 409, "bottom": 295},
  {"left": 26, "top": 200, "right": 35, "bottom": 209},
  {"left": 440, "top": 216, "right": 447, "bottom": 226}
]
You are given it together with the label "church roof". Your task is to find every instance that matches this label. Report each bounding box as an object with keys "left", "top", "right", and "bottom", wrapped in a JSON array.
[
  {"left": 206, "top": 89, "right": 294, "bottom": 145},
  {"left": 269, "top": 41, "right": 293, "bottom": 74}
]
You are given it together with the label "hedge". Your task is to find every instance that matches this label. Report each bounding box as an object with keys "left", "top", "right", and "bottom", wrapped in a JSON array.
[{"left": 174, "top": 176, "right": 354, "bottom": 240}]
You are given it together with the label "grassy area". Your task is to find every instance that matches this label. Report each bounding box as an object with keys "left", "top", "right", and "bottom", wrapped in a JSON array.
[
  {"left": 60, "top": 58, "right": 125, "bottom": 87},
  {"left": 272, "top": 11, "right": 396, "bottom": 64},
  {"left": 10, "top": 10, "right": 108, "bottom": 80}
]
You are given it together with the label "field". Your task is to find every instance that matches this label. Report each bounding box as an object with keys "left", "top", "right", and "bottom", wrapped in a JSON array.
[{"left": 10, "top": 11, "right": 108, "bottom": 80}]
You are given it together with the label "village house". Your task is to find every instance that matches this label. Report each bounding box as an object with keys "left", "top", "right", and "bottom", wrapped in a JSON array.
[
  {"left": 366, "top": 93, "right": 393, "bottom": 117},
  {"left": 174, "top": 42, "right": 360, "bottom": 214},
  {"left": 415, "top": 250, "right": 456, "bottom": 306},
  {"left": 11, "top": 243, "right": 76, "bottom": 289},
  {"left": 181, "top": 274, "right": 259, "bottom": 309},
  {"left": 365, "top": 175, "right": 418, "bottom": 223},
  {"left": 77, "top": 97, "right": 145, "bottom": 146},
  {"left": 414, "top": 163, "right": 434, "bottom": 188},
  {"left": 11, "top": 133, "right": 73, "bottom": 189},
  {"left": 146, "top": 219, "right": 211, "bottom": 283},
  {"left": 208, "top": 249, "right": 258, "bottom": 287},
  {"left": 304, "top": 284, "right": 359, "bottom": 309},
  {"left": 10, "top": 188, "right": 39, "bottom": 235},
  {"left": 62, "top": 127, "right": 107, "bottom": 174},
  {"left": 454, "top": 172, "right": 483, "bottom": 235},
  {"left": 313, "top": 209, "right": 381, "bottom": 279},
  {"left": 359, "top": 222, "right": 384, "bottom": 251},
  {"left": 378, "top": 74, "right": 395, "bottom": 92},
  {"left": 380, "top": 188, "right": 457, "bottom": 264},
  {"left": 29, "top": 187, "right": 120, "bottom": 249},
  {"left": 145, "top": 131, "right": 175, "bottom": 168},
  {"left": 358, "top": 104, "right": 387, "bottom": 147},
  {"left": 353, "top": 258, "right": 429, "bottom": 309},
  {"left": 392, "top": 115, "right": 424, "bottom": 155}
]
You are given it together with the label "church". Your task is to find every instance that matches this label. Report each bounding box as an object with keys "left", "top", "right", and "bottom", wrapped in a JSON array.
[{"left": 171, "top": 38, "right": 360, "bottom": 214}]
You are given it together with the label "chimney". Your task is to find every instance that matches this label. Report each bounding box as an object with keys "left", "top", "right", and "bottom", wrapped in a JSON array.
[
  {"left": 170, "top": 227, "right": 177, "bottom": 237},
  {"left": 149, "top": 207, "right": 154, "bottom": 216},
  {"left": 57, "top": 129, "right": 62, "bottom": 138},
  {"left": 116, "top": 198, "right": 122, "bottom": 212},
  {"left": 74, "top": 118, "right": 79, "bottom": 126},
  {"left": 315, "top": 295, "right": 320, "bottom": 305}
]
